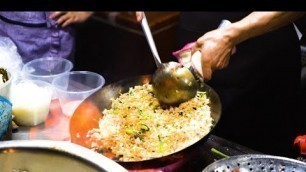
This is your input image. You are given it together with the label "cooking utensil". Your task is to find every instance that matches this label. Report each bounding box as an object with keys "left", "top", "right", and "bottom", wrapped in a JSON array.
[
  {"left": 203, "top": 154, "right": 306, "bottom": 172},
  {"left": 0, "top": 140, "right": 127, "bottom": 172},
  {"left": 71, "top": 75, "right": 221, "bottom": 169},
  {"left": 140, "top": 12, "right": 198, "bottom": 105}
]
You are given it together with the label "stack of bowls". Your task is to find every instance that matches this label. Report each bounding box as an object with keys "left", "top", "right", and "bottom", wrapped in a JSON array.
[
  {"left": 22, "top": 57, "right": 105, "bottom": 117},
  {"left": 22, "top": 57, "right": 73, "bottom": 99}
]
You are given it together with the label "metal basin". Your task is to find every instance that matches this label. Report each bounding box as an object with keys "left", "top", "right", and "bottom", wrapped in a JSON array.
[
  {"left": 203, "top": 154, "right": 306, "bottom": 172},
  {"left": 0, "top": 140, "right": 127, "bottom": 172}
]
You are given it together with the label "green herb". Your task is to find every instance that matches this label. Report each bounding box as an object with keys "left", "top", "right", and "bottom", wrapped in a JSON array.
[
  {"left": 0, "top": 68, "right": 8, "bottom": 83},
  {"left": 140, "top": 124, "right": 150, "bottom": 131},
  {"left": 125, "top": 128, "right": 137, "bottom": 135},
  {"left": 128, "top": 89, "right": 133, "bottom": 95},
  {"left": 126, "top": 128, "right": 144, "bottom": 141},
  {"left": 113, "top": 108, "right": 119, "bottom": 114},
  {"left": 137, "top": 109, "right": 143, "bottom": 115},
  {"left": 211, "top": 148, "right": 230, "bottom": 159},
  {"left": 198, "top": 91, "right": 206, "bottom": 98},
  {"left": 158, "top": 135, "right": 165, "bottom": 153}
]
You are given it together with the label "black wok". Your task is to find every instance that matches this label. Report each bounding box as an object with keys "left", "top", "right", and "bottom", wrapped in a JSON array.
[{"left": 71, "top": 75, "right": 222, "bottom": 169}]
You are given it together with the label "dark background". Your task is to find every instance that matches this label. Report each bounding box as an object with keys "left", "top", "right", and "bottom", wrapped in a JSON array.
[
  {"left": 73, "top": 12, "right": 179, "bottom": 85},
  {"left": 73, "top": 11, "right": 306, "bottom": 147}
]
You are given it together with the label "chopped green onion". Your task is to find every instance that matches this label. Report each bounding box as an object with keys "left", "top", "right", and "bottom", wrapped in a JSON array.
[
  {"left": 141, "top": 124, "right": 150, "bottom": 131},
  {"left": 211, "top": 148, "right": 230, "bottom": 158},
  {"left": 137, "top": 109, "right": 143, "bottom": 115}
]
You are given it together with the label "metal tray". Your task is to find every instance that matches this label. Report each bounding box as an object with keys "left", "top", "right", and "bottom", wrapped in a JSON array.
[{"left": 203, "top": 154, "right": 306, "bottom": 172}]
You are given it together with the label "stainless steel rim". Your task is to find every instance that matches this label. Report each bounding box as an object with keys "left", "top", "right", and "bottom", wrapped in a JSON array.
[
  {"left": 203, "top": 154, "right": 306, "bottom": 172},
  {"left": 0, "top": 140, "right": 127, "bottom": 172}
]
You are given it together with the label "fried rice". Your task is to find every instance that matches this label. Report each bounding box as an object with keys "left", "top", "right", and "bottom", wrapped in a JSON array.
[{"left": 87, "top": 83, "right": 213, "bottom": 161}]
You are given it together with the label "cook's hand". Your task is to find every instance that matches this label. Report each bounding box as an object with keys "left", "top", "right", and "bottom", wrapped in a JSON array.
[
  {"left": 50, "top": 11, "right": 94, "bottom": 27},
  {"left": 192, "top": 28, "right": 235, "bottom": 81}
]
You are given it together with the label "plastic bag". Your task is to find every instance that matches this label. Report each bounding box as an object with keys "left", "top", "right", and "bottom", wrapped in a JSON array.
[{"left": 0, "top": 36, "right": 24, "bottom": 81}]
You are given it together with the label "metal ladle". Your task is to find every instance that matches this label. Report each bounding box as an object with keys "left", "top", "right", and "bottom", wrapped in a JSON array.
[{"left": 140, "top": 12, "right": 198, "bottom": 105}]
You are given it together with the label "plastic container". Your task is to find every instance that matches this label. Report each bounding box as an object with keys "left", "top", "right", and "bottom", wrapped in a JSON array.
[
  {"left": 0, "top": 96, "right": 12, "bottom": 141},
  {"left": 22, "top": 57, "right": 73, "bottom": 99},
  {"left": 52, "top": 71, "right": 105, "bottom": 117},
  {"left": 9, "top": 79, "right": 53, "bottom": 127},
  {"left": 0, "top": 68, "right": 12, "bottom": 99}
]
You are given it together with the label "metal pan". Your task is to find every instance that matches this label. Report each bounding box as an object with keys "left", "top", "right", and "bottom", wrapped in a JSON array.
[
  {"left": 202, "top": 154, "right": 306, "bottom": 172},
  {"left": 73, "top": 75, "right": 222, "bottom": 169}
]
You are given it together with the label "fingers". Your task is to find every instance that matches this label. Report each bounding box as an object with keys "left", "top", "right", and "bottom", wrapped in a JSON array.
[
  {"left": 49, "top": 11, "right": 72, "bottom": 27},
  {"left": 49, "top": 11, "right": 65, "bottom": 19},
  {"left": 190, "top": 46, "right": 213, "bottom": 81},
  {"left": 56, "top": 13, "right": 73, "bottom": 26},
  {"left": 201, "top": 55, "right": 213, "bottom": 81},
  {"left": 203, "top": 67, "right": 213, "bottom": 81},
  {"left": 49, "top": 12, "right": 93, "bottom": 27},
  {"left": 61, "top": 18, "right": 74, "bottom": 27},
  {"left": 136, "top": 11, "right": 143, "bottom": 22}
]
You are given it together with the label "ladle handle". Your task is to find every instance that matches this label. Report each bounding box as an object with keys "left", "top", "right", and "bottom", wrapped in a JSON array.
[{"left": 140, "top": 12, "right": 162, "bottom": 68}]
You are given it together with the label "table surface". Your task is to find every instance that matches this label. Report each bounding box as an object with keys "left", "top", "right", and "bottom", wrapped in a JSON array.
[{"left": 12, "top": 99, "right": 261, "bottom": 171}]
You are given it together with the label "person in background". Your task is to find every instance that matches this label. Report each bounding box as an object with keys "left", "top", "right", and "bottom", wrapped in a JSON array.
[
  {"left": 0, "top": 11, "right": 93, "bottom": 63},
  {"left": 137, "top": 12, "right": 306, "bottom": 157}
]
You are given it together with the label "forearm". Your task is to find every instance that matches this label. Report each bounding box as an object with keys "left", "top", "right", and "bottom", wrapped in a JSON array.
[{"left": 223, "top": 12, "right": 305, "bottom": 45}]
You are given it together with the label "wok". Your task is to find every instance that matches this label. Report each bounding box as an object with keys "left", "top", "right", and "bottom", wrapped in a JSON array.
[{"left": 71, "top": 75, "right": 222, "bottom": 169}]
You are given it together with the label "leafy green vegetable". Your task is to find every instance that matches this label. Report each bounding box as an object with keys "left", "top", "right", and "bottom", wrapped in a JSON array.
[
  {"left": 211, "top": 148, "right": 230, "bottom": 159},
  {"left": 0, "top": 68, "right": 8, "bottom": 83},
  {"left": 140, "top": 124, "right": 150, "bottom": 131},
  {"left": 158, "top": 135, "right": 165, "bottom": 153}
]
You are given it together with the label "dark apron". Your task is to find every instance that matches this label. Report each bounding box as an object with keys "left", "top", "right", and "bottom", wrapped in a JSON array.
[
  {"left": 0, "top": 12, "right": 75, "bottom": 63},
  {"left": 177, "top": 12, "right": 303, "bottom": 157}
]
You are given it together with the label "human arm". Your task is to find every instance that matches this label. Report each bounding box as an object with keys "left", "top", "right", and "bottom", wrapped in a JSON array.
[
  {"left": 192, "top": 12, "right": 305, "bottom": 81},
  {"left": 49, "top": 11, "right": 94, "bottom": 27}
]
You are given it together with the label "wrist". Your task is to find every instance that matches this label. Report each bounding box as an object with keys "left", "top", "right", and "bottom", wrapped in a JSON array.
[{"left": 222, "top": 22, "right": 248, "bottom": 46}]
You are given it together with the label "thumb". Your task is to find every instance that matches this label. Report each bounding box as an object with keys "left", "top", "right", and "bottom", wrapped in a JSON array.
[{"left": 191, "top": 51, "right": 203, "bottom": 78}]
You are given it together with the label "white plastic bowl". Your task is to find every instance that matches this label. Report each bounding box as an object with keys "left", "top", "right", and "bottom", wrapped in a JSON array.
[
  {"left": 22, "top": 57, "right": 73, "bottom": 83},
  {"left": 52, "top": 71, "right": 105, "bottom": 116},
  {"left": 22, "top": 57, "right": 73, "bottom": 99}
]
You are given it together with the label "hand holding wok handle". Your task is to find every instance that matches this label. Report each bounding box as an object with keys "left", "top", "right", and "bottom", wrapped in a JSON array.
[{"left": 173, "top": 19, "right": 236, "bottom": 81}]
